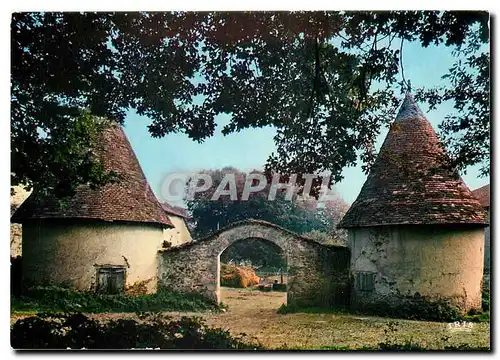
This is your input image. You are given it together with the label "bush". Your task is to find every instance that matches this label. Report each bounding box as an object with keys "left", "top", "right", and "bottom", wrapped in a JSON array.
[
  {"left": 10, "top": 256, "right": 22, "bottom": 297},
  {"left": 11, "top": 312, "right": 262, "bottom": 350},
  {"left": 278, "top": 297, "right": 462, "bottom": 322},
  {"left": 124, "top": 279, "right": 154, "bottom": 296},
  {"left": 355, "top": 297, "right": 461, "bottom": 322},
  {"left": 460, "top": 283, "right": 491, "bottom": 323},
  {"left": 11, "top": 285, "right": 219, "bottom": 314},
  {"left": 277, "top": 304, "right": 346, "bottom": 315},
  {"left": 220, "top": 264, "right": 259, "bottom": 288},
  {"left": 481, "top": 286, "right": 490, "bottom": 312},
  {"left": 463, "top": 312, "right": 489, "bottom": 323}
]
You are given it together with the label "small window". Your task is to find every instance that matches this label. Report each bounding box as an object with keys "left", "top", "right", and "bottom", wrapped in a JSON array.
[
  {"left": 96, "top": 266, "right": 126, "bottom": 294},
  {"left": 356, "top": 272, "right": 376, "bottom": 292}
]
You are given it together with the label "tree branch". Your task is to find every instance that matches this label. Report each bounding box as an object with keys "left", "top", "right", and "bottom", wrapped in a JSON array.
[
  {"left": 400, "top": 37, "right": 411, "bottom": 92},
  {"left": 307, "top": 37, "right": 321, "bottom": 120}
]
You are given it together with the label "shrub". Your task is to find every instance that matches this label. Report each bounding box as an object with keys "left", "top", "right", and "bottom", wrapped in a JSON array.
[
  {"left": 10, "top": 256, "right": 22, "bottom": 297},
  {"left": 482, "top": 286, "right": 490, "bottom": 312},
  {"left": 460, "top": 282, "right": 492, "bottom": 323},
  {"left": 11, "top": 312, "right": 262, "bottom": 350},
  {"left": 220, "top": 264, "right": 260, "bottom": 288},
  {"left": 277, "top": 304, "right": 346, "bottom": 315},
  {"left": 124, "top": 279, "right": 154, "bottom": 296},
  {"left": 356, "top": 297, "right": 461, "bottom": 322},
  {"left": 11, "top": 285, "right": 219, "bottom": 314},
  {"left": 464, "top": 310, "right": 489, "bottom": 323},
  {"left": 278, "top": 297, "right": 462, "bottom": 322}
]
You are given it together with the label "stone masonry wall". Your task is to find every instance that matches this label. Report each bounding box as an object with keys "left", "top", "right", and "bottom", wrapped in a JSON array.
[{"left": 158, "top": 220, "right": 350, "bottom": 308}]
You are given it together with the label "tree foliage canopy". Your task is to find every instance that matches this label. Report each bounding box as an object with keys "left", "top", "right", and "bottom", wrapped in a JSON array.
[{"left": 11, "top": 11, "right": 489, "bottom": 195}]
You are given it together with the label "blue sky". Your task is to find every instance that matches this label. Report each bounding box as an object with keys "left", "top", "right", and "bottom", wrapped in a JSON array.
[{"left": 123, "top": 40, "right": 489, "bottom": 206}]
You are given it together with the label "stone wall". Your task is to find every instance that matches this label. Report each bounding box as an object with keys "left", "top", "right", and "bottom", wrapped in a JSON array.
[
  {"left": 348, "top": 224, "right": 484, "bottom": 314},
  {"left": 158, "top": 220, "right": 350, "bottom": 308},
  {"left": 22, "top": 219, "right": 165, "bottom": 293}
]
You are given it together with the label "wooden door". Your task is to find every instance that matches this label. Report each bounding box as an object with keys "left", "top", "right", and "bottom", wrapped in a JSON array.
[{"left": 96, "top": 267, "right": 125, "bottom": 294}]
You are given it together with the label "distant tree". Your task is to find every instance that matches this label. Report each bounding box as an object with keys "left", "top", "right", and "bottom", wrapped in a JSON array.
[
  {"left": 185, "top": 167, "right": 347, "bottom": 237},
  {"left": 300, "top": 197, "right": 351, "bottom": 244},
  {"left": 222, "top": 238, "right": 286, "bottom": 270},
  {"left": 185, "top": 167, "right": 350, "bottom": 267},
  {"left": 12, "top": 11, "right": 489, "bottom": 195}
]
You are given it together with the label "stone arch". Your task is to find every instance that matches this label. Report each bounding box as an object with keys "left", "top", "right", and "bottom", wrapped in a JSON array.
[
  {"left": 158, "top": 220, "right": 351, "bottom": 308},
  {"left": 213, "top": 224, "right": 292, "bottom": 302}
]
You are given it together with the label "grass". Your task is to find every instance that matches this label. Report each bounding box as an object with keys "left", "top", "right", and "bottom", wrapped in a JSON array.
[
  {"left": 207, "top": 288, "right": 490, "bottom": 350},
  {"left": 274, "top": 305, "right": 490, "bottom": 351},
  {"left": 11, "top": 285, "right": 219, "bottom": 314},
  {"left": 10, "top": 287, "right": 490, "bottom": 350},
  {"left": 463, "top": 312, "right": 490, "bottom": 323},
  {"left": 258, "top": 313, "right": 490, "bottom": 350},
  {"left": 278, "top": 303, "right": 490, "bottom": 323},
  {"left": 282, "top": 343, "right": 490, "bottom": 351},
  {"left": 278, "top": 304, "right": 348, "bottom": 314}
]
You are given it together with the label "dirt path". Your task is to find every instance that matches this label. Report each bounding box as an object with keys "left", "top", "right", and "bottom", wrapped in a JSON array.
[{"left": 204, "top": 287, "right": 288, "bottom": 339}]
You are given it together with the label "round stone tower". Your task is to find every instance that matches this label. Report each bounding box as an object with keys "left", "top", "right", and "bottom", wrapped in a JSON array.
[
  {"left": 338, "top": 93, "right": 488, "bottom": 314},
  {"left": 12, "top": 123, "right": 173, "bottom": 294}
]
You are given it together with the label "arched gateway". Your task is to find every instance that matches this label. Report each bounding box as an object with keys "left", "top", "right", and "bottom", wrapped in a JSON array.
[{"left": 158, "top": 219, "right": 350, "bottom": 308}]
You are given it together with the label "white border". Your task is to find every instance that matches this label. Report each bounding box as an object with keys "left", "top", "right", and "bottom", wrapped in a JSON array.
[{"left": 1, "top": 3, "right": 496, "bottom": 359}]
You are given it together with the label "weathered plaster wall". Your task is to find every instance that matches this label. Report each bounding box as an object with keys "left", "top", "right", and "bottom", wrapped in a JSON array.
[
  {"left": 348, "top": 225, "right": 484, "bottom": 313},
  {"left": 10, "top": 224, "right": 23, "bottom": 258},
  {"left": 158, "top": 221, "right": 350, "bottom": 308},
  {"left": 10, "top": 185, "right": 32, "bottom": 257},
  {"left": 163, "top": 215, "right": 192, "bottom": 246},
  {"left": 484, "top": 208, "right": 490, "bottom": 272},
  {"left": 22, "top": 220, "right": 164, "bottom": 293}
]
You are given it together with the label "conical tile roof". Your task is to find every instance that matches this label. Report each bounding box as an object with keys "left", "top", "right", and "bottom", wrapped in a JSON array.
[
  {"left": 472, "top": 184, "right": 490, "bottom": 208},
  {"left": 338, "top": 93, "right": 488, "bottom": 228},
  {"left": 12, "top": 123, "right": 173, "bottom": 227},
  {"left": 161, "top": 202, "right": 190, "bottom": 219}
]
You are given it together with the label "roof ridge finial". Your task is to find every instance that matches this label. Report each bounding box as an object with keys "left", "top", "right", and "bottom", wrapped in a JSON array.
[
  {"left": 396, "top": 88, "right": 424, "bottom": 121},
  {"left": 406, "top": 79, "right": 412, "bottom": 94}
]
